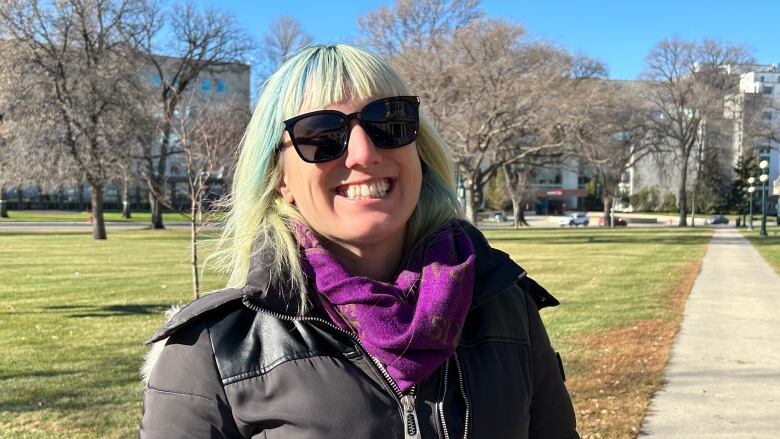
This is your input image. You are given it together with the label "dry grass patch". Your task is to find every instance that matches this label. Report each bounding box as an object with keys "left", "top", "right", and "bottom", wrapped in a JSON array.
[{"left": 567, "top": 258, "right": 702, "bottom": 439}]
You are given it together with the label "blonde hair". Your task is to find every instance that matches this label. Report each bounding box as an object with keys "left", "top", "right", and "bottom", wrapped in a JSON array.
[{"left": 210, "top": 44, "right": 462, "bottom": 314}]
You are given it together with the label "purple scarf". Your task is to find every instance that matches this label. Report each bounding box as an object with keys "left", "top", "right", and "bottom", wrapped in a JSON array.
[{"left": 295, "top": 222, "right": 476, "bottom": 392}]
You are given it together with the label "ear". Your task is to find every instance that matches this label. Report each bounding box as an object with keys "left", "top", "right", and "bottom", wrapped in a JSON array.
[{"left": 277, "top": 172, "right": 295, "bottom": 204}]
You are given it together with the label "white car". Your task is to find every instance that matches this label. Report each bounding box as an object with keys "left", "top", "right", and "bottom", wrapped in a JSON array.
[{"left": 559, "top": 213, "right": 589, "bottom": 227}]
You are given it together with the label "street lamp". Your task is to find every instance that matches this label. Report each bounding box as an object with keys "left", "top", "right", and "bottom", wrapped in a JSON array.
[
  {"left": 747, "top": 177, "right": 756, "bottom": 231},
  {"left": 759, "top": 160, "right": 769, "bottom": 238}
]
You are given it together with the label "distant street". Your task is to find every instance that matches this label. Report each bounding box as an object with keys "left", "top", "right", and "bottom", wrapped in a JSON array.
[{"left": 0, "top": 213, "right": 748, "bottom": 232}]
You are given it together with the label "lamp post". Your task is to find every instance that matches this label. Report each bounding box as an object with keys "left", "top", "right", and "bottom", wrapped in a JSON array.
[
  {"left": 747, "top": 177, "right": 756, "bottom": 231},
  {"left": 759, "top": 160, "right": 769, "bottom": 238}
]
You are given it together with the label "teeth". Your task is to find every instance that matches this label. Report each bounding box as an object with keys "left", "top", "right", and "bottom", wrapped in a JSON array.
[{"left": 340, "top": 179, "right": 390, "bottom": 200}]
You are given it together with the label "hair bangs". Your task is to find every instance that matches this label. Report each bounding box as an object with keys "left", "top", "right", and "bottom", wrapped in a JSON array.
[{"left": 279, "top": 45, "right": 410, "bottom": 118}]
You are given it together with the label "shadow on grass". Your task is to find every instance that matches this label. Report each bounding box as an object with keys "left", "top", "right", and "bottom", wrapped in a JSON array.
[
  {"left": 0, "top": 353, "right": 143, "bottom": 413},
  {"left": 42, "top": 303, "right": 168, "bottom": 317},
  {"left": 0, "top": 368, "right": 87, "bottom": 381}
]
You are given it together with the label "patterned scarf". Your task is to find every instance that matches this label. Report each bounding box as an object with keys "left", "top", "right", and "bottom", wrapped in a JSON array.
[{"left": 295, "top": 221, "right": 476, "bottom": 392}]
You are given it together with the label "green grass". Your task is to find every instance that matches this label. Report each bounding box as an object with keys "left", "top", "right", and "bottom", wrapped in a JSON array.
[
  {"left": 0, "top": 230, "right": 225, "bottom": 438},
  {"left": 0, "top": 210, "right": 209, "bottom": 223},
  {"left": 482, "top": 228, "right": 711, "bottom": 368},
  {"left": 742, "top": 228, "right": 780, "bottom": 274},
  {"left": 0, "top": 228, "right": 712, "bottom": 438}
]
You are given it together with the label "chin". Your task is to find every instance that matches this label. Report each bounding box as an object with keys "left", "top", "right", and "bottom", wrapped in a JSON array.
[{"left": 336, "top": 219, "right": 406, "bottom": 247}]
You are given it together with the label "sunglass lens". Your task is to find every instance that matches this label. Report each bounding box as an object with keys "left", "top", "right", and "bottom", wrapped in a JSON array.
[
  {"left": 362, "top": 99, "right": 418, "bottom": 149},
  {"left": 291, "top": 113, "right": 347, "bottom": 162}
]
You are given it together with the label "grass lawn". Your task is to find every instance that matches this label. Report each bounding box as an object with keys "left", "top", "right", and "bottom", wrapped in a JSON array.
[
  {"left": 0, "top": 210, "right": 205, "bottom": 223},
  {"left": 0, "top": 228, "right": 712, "bottom": 438},
  {"left": 483, "top": 227, "right": 711, "bottom": 438},
  {"left": 742, "top": 228, "right": 780, "bottom": 274},
  {"left": 0, "top": 230, "right": 225, "bottom": 438}
]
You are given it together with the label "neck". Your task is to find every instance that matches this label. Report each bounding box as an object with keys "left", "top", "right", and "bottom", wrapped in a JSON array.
[{"left": 320, "top": 230, "right": 406, "bottom": 282}]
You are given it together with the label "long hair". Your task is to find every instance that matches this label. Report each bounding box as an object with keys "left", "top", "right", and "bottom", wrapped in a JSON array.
[{"left": 210, "top": 44, "right": 462, "bottom": 314}]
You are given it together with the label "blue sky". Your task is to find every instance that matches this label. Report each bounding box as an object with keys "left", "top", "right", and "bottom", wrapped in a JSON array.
[{"left": 193, "top": 0, "right": 780, "bottom": 80}]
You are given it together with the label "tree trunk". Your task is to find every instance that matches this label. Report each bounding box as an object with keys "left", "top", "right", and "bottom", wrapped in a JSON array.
[
  {"left": 57, "top": 186, "right": 65, "bottom": 210},
  {"left": 148, "top": 119, "right": 173, "bottom": 229},
  {"left": 678, "top": 161, "right": 689, "bottom": 227},
  {"left": 16, "top": 186, "right": 23, "bottom": 210},
  {"left": 690, "top": 181, "right": 697, "bottom": 228},
  {"left": 150, "top": 192, "right": 164, "bottom": 229},
  {"left": 517, "top": 205, "right": 529, "bottom": 227},
  {"left": 122, "top": 178, "right": 131, "bottom": 219},
  {"left": 603, "top": 197, "right": 612, "bottom": 227},
  {"left": 511, "top": 198, "right": 520, "bottom": 229},
  {"left": 90, "top": 185, "right": 107, "bottom": 240},
  {"left": 464, "top": 184, "right": 477, "bottom": 225},
  {"left": 191, "top": 197, "right": 201, "bottom": 299},
  {"left": 0, "top": 187, "right": 8, "bottom": 218},
  {"left": 78, "top": 184, "right": 85, "bottom": 211}
]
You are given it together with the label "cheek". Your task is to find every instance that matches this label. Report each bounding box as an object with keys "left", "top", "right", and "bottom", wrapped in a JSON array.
[{"left": 280, "top": 152, "right": 335, "bottom": 206}]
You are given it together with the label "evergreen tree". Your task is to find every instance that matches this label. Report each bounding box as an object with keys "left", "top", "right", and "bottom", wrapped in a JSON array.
[
  {"left": 697, "top": 147, "right": 731, "bottom": 213},
  {"left": 728, "top": 154, "right": 760, "bottom": 222}
]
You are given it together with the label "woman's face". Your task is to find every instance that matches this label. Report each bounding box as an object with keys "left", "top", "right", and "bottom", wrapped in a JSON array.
[{"left": 278, "top": 96, "right": 423, "bottom": 252}]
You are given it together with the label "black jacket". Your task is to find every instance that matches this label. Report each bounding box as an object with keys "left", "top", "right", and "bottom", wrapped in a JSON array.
[{"left": 140, "top": 225, "right": 579, "bottom": 438}]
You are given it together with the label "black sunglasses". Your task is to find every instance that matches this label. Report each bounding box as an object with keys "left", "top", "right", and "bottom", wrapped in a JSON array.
[{"left": 281, "top": 96, "right": 420, "bottom": 163}]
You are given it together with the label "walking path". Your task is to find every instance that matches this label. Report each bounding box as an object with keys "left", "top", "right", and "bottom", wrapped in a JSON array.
[{"left": 640, "top": 228, "right": 780, "bottom": 438}]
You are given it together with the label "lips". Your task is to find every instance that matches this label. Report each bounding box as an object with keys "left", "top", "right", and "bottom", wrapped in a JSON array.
[{"left": 335, "top": 178, "right": 392, "bottom": 200}]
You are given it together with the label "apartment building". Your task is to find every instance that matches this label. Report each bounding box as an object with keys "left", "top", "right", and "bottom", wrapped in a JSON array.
[
  {"left": 3, "top": 56, "right": 251, "bottom": 211},
  {"left": 719, "top": 64, "right": 780, "bottom": 215}
]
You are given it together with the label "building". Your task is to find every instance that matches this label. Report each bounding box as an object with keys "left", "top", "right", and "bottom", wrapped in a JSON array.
[
  {"left": 725, "top": 64, "right": 780, "bottom": 214},
  {"left": 1, "top": 55, "right": 251, "bottom": 211}
]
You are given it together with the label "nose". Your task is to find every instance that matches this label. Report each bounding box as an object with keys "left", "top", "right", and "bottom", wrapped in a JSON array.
[{"left": 343, "top": 121, "right": 382, "bottom": 168}]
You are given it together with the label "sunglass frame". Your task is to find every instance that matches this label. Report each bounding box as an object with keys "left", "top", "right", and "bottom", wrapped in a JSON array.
[{"left": 281, "top": 95, "right": 420, "bottom": 163}]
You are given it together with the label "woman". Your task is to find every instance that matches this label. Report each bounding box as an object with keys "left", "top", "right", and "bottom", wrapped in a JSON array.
[{"left": 140, "top": 44, "right": 578, "bottom": 439}]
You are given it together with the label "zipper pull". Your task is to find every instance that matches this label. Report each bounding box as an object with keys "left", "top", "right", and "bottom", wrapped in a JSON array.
[{"left": 401, "top": 394, "right": 421, "bottom": 439}]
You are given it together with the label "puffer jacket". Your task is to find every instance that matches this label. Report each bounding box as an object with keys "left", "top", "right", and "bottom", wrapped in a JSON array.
[{"left": 139, "top": 225, "right": 579, "bottom": 438}]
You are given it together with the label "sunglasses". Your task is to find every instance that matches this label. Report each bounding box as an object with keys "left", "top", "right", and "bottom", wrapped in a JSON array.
[{"left": 281, "top": 96, "right": 420, "bottom": 163}]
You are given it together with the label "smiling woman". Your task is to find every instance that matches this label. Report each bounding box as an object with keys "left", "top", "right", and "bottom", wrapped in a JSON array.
[{"left": 139, "top": 44, "right": 579, "bottom": 439}]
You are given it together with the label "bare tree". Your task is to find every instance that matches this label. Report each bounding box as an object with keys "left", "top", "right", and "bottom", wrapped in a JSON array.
[
  {"left": 256, "top": 16, "right": 311, "bottom": 77},
  {"left": 131, "top": 0, "right": 253, "bottom": 229},
  {"left": 162, "top": 94, "right": 248, "bottom": 298},
  {"left": 572, "top": 80, "right": 658, "bottom": 226},
  {"left": 501, "top": 163, "right": 536, "bottom": 228},
  {"left": 0, "top": 114, "right": 11, "bottom": 217},
  {"left": 361, "top": 2, "right": 575, "bottom": 222},
  {"left": 359, "top": 0, "right": 482, "bottom": 56},
  {"left": 641, "top": 38, "right": 753, "bottom": 226},
  {"left": 0, "top": 0, "right": 149, "bottom": 239}
]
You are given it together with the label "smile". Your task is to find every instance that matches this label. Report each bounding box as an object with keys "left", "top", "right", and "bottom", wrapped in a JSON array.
[{"left": 335, "top": 178, "right": 392, "bottom": 200}]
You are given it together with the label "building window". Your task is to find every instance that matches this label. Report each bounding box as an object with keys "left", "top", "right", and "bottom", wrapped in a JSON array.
[
  {"left": 763, "top": 111, "right": 773, "bottom": 120},
  {"left": 763, "top": 86, "right": 773, "bottom": 95},
  {"left": 201, "top": 79, "right": 212, "bottom": 92},
  {"left": 760, "top": 76, "right": 765, "bottom": 82},
  {"left": 216, "top": 79, "right": 227, "bottom": 93}
]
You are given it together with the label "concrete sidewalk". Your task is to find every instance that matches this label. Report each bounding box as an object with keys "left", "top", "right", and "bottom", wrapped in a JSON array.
[{"left": 640, "top": 229, "right": 780, "bottom": 438}]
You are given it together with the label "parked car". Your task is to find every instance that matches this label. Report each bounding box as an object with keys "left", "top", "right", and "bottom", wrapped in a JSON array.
[
  {"left": 492, "top": 211, "right": 507, "bottom": 222},
  {"left": 559, "top": 213, "right": 589, "bottom": 227},
  {"left": 705, "top": 214, "right": 729, "bottom": 225},
  {"left": 598, "top": 216, "right": 628, "bottom": 227}
]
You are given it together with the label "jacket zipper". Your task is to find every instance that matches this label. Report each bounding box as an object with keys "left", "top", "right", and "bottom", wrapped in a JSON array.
[
  {"left": 453, "top": 352, "right": 470, "bottom": 439},
  {"left": 437, "top": 353, "right": 470, "bottom": 439},
  {"left": 241, "top": 296, "right": 420, "bottom": 438}
]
